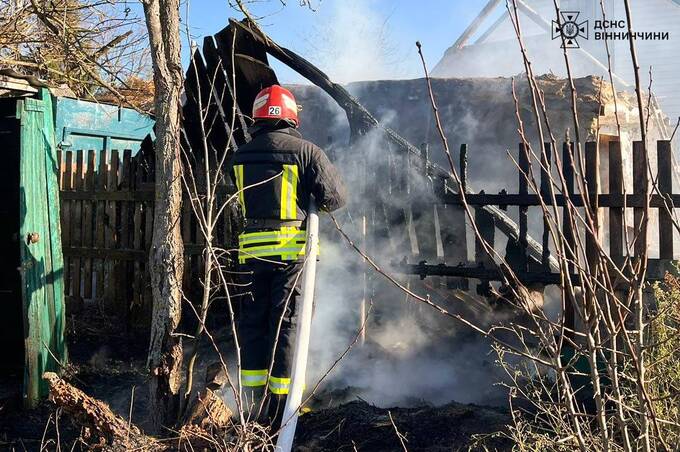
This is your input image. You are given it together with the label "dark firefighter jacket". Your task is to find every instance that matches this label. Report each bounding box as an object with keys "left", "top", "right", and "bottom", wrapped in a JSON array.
[{"left": 230, "top": 124, "right": 347, "bottom": 263}]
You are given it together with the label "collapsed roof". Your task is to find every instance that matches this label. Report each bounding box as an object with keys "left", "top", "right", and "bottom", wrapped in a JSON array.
[{"left": 292, "top": 74, "right": 672, "bottom": 193}]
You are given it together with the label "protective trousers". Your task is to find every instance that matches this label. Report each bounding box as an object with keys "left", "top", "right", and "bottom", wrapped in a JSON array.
[{"left": 238, "top": 260, "right": 304, "bottom": 428}]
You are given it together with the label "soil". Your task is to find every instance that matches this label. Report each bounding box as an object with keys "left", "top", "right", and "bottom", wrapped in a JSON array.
[
  {"left": 0, "top": 308, "right": 515, "bottom": 451},
  {"left": 295, "top": 399, "right": 512, "bottom": 452},
  {"left": 1, "top": 397, "right": 513, "bottom": 452}
]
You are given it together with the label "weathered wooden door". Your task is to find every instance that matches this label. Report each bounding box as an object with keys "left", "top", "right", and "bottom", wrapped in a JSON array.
[{"left": 18, "top": 89, "right": 67, "bottom": 406}]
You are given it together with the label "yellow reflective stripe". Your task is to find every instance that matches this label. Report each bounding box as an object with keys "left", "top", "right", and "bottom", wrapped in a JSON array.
[
  {"left": 241, "top": 369, "right": 268, "bottom": 376},
  {"left": 234, "top": 164, "right": 246, "bottom": 216},
  {"left": 238, "top": 244, "right": 319, "bottom": 263},
  {"left": 289, "top": 164, "right": 298, "bottom": 220},
  {"left": 239, "top": 231, "right": 305, "bottom": 245},
  {"left": 268, "top": 376, "right": 291, "bottom": 395},
  {"left": 241, "top": 369, "right": 268, "bottom": 387},
  {"left": 238, "top": 226, "right": 317, "bottom": 263},
  {"left": 280, "top": 165, "right": 289, "bottom": 220},
  {"left": 280, "top": 164, "right": 298, "bottom": 220}
]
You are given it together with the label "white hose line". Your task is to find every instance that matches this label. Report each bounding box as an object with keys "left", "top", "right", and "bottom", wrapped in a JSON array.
[{"left": 276, "top": 200, "right": 319, "bottom": 452}]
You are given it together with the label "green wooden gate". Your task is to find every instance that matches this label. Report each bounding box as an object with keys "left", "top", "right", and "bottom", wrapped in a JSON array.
[{"left": 18, "top": 88, "right": 67, "bottom": 406}]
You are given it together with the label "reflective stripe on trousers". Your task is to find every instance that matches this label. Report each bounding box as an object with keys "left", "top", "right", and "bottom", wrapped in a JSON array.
[
  {"left": 268, "top": 376, "right": 291, "bottom": 395},
  {"left": 241, "top": 369, "right": 268, "bottom": 387}
]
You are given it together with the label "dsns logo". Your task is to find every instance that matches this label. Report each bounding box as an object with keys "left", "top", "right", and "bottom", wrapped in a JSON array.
[{"left": 552, "top": 11, "right": 589, "bottom": 48}]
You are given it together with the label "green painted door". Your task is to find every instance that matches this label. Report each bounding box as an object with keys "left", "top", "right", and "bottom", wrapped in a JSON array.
[{"left": 18, "top": 89, "right": 67, "bottom": 407}]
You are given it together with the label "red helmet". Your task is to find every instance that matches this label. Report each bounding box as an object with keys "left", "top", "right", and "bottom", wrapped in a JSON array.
[{"left": 252, "top": 85, "right": 299, "bottom": 126}]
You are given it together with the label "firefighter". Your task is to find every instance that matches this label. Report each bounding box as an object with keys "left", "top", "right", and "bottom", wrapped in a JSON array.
[{"left": 230, "top": 84, "right": 347, "bottom": 429}]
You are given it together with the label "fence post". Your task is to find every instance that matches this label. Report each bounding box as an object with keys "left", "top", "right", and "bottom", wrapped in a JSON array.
[
  {"left": 540, "top": 142, "right": 553, "bottom": 270},
  {"left": 585, "top": 141, "right": 600, "bottom": 279},
  {"left": 517, "top": 142, "right": 529, "bottom": 272},
  {"left": 633, "top": 141, "right": 648, "bottom": 258},
  {"left": 609, "top": 141, "right": 624, "bottom": 266},
  {"left": 657, "top": 140, "right": 673, "bottom": 260}
]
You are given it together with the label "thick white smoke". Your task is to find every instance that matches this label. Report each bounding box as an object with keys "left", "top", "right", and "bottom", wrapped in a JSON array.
[{"left": 306, "top": 127, "right": 512, "bottom": 409}]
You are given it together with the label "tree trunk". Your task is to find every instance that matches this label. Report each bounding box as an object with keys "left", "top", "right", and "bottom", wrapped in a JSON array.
[{"left": 142, "top": 0, "right": 184, "bottom": 432}]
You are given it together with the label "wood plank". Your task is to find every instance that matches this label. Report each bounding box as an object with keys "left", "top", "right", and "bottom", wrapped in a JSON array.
[
  {"left": 82, "top": 150, "right": 96, "bottom": 299},
  {"left": 440, "top": 192, "right": 680, "bottom": 208},
  {"left": 71, "top": 150, "right": 84, "bottom": 300},
  {"left": 59, "top": 190, "right": 154, "bottom": 201},
  {"left": 120, "top": 150, "right": 132, "bottom": 249},
  {"left": 62, "top": 151, "right": 73, "bottom": 296},
  {"left": 657, "top": 140, "right": 673, "bottom": 259},
  {"left": 144, "top": 199, "right": 154, "bottom": 251},
  {"left": 120, "top": 150, "right": 133, "bottom": 320},
  {"left": 584, "top": 141, "right": 600, "bottom": 285},
  {"left": 540, "top": 142, "right": 553, "bottom": 270},
  {"left": 63, "top": 247, "right": 146, "bottom": 260},
  {"left": 459, "top": 143, "right": 468, "bottom": 193},
  {"left": 106, "top": 151, "right": 120, "bottom": 249},
  {"left": 106, "top": 151, "right": 120, "bottom": 311},
  {"left": 517, "top": 143, "right": 529, "bottom": 271},
  {"left": 474, "top": 202, "right": 495, "bottom": 295},
  {"left": 633, "top": 141, "right": 648, "bottom": 258},
  {"left": 57, "top": 150, "right": 63, "bottom": 188},
  {"left": 132, "top": 157, "right": 144, "bottom": 311},
  {"left": 411, "top": 202, "right": 436, "bottom": 259},
  {"left": 439, "top": 199, "right": 468, "bottom": 289},
  {"left": 399, "top": 258, "right": 673, "bottom": 284},
  {"left": 609, "top": 141, "right": 624, "bottom": 265},
  {"left": 95, "top": 150, "right": 107, "bottom": 301}
]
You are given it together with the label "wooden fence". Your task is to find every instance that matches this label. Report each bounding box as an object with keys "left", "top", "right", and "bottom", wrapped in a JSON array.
[
  {"left": 58, "top": 149, "right": 154, "bottom": 328},
  {"left": 57, "top": 148, "right": 239, "bottom": 331},
  {"left": 403, "top": 139, "right": 677, "bottom": 285},
  {"left": 57, "top": 140, "right": 677, "bottom": 331}
]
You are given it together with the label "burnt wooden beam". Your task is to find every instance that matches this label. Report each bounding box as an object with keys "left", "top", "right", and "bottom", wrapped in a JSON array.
[
  {"left": 398, "top": 258, "right": 676, "bottom": 285},
  {"left": 398, "top": 261, "right": 574, "bottom": 285},
  {"left": 214, "top": 22, "right": 276, "bottom": 120},
  {"left": 202, "top": 36, "right": 247, "bottom": 146},
  {"left": 441, "top": 192, "right": 680, "bottom": 208}
]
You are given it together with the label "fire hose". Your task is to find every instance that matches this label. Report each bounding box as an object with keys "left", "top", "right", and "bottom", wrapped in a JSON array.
[{"left": 276, "top": 200, "right": 319, "bottom": 452}]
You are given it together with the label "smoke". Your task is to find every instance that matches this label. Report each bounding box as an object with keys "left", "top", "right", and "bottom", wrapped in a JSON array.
[
  {"left": 302, "top": 1, "right": 408, "bottom": 83},
  {"left": 306, "top": 128, "right": 512, "bottom": 409}
]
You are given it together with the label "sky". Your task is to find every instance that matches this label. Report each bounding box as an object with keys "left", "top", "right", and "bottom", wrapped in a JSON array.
[{"left": 179, "top": 0, "right": 500, "bottom": 84}]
